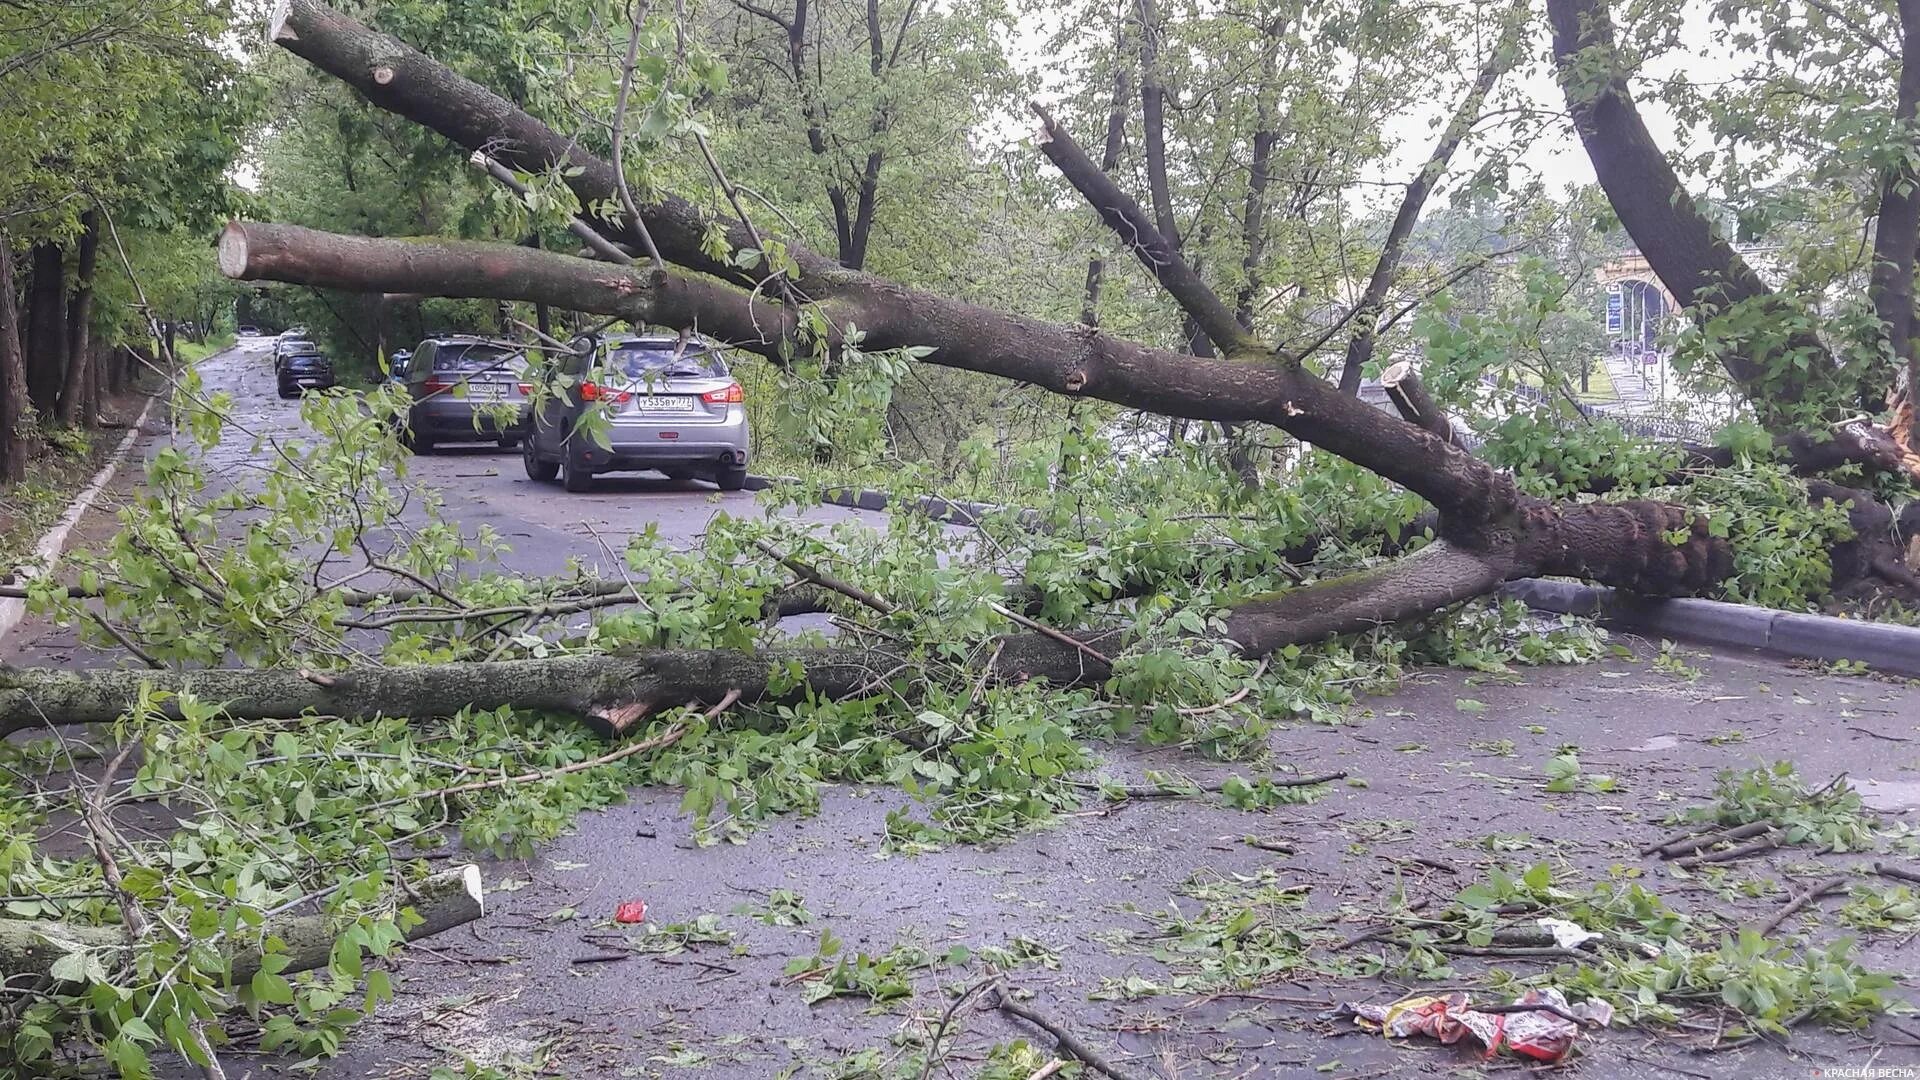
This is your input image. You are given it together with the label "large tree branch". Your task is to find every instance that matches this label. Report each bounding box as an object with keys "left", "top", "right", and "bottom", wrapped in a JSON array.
[
  {"left": 1031, "top": 104, "right": 1255, "bottom": 357},
  {"left": 0, "top": 866, "right": 484, "bottom": 984},
  {"left": 218, "top": 221, "right": 1514, "bottom": 526}
]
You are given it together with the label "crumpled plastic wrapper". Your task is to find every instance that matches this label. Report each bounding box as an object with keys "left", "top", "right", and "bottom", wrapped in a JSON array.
[{"left": 1342, "top": 988, "right": 1614, "bottom": 1062}]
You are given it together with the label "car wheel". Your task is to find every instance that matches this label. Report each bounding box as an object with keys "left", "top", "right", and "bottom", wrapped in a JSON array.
[
  {"left": 716, "top": 464, "right": 749, "bottom": 492},
  {"left": 523, "top": 438, "right": 558, "bottom": 482},
  {"left": 561, "top": 457, "right": 594, "bottom": 493}
]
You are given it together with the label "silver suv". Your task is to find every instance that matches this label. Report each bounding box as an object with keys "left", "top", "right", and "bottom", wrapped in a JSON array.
[
  {"left": 393, "top": 336, "right": 530, "bottom": 453},
  {"left": 521, "top": 333, "right": 750, "bottom": 492}
]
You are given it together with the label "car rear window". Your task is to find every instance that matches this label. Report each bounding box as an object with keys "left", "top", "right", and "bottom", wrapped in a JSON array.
[
  {"left": 280, "top": 339, "right": 315, "bottom": 352},
  {"left": 435, "top": 345, "right": 519, "bottom": 373},
  {"left": 610, "top": 345, "right": 727, "bottom": 380},
  {"left": 286, "top": 354, "right": 328, "bottom": 369}
]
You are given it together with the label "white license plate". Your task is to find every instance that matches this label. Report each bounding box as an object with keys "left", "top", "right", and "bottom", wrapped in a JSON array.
[
  {"left": 463, "top": 383, "right": 506, "bottom": 398},
  {"left": 633, "top": 395, "right": 695, "bottom": 412}
]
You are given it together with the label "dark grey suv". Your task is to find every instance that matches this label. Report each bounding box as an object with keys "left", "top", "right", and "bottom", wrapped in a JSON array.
[
  {"left": 521, "top": 333, "right": 750, "bottom": 493},
  {"left": 393, "top": 336, "right": 530, "bottom": 453}
]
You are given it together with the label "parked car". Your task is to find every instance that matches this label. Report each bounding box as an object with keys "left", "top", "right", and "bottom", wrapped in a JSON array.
[
  {"left": 393, "top": 336, "right": 530, "bottom": 453},
  {"left": 238, "top": 324, "right": 262, "bottom": 337},
  {"left": 277, "top": 352, "right": 335, "bottom": 397},
  {"left": 521, "top": 333, "right": 749, "bottom": 493},
  {"left": 272, "top": 337, "right": 317, "bottom": 373}
]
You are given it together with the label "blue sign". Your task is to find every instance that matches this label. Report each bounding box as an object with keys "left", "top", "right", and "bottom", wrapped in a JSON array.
[{"left": 1606, "top": 287, "right": 1623, "bottom": 333}]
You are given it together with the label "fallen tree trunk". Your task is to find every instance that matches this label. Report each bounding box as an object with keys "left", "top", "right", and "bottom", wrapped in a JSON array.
[
  {"left": 1, "top": 865, "right": 483, "bottom": 984},
  {"left": 0, "top": 638, "right": 1118, "bottom": 738}
]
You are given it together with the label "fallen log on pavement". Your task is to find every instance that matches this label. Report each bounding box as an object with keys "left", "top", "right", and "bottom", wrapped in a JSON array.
[
  {"left": 0, "top": 864, "right": 484, "bottom": 984},
  {"left": 0, "top": 636, "right": 1119, "bottom": 739}
]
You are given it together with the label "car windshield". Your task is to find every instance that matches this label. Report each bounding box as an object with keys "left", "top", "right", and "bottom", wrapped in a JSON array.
[
  {"left": 610, "top": 345, "right": 725, "bottom": 382},
  {"left": 435, "top": 344, "right": 520, "bottom": 374}
]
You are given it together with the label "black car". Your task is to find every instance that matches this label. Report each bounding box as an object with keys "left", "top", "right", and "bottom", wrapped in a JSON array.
[{"left": 277, "top": 352, "right": 335, "bottom": 398}]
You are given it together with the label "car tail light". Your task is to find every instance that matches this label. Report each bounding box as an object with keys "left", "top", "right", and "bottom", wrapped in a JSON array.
[
  {"left": 580, "top": 381, "right": 631, "bottom": 404},
  {"left": 701, "top": 383, "right": 744, "bottom": 404},
  {"left": 423, "top": 377, "right": 451, "bottom": 393},
  {"left": 516, "top": 382, "right": 532, "bottom": 396}
]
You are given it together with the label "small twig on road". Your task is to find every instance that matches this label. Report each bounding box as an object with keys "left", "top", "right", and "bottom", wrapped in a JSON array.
[
  {"left": 570, "top": 953, "right": 632, "bottom": 966},
  {"left": 1672, "top": 834, "right": 1780, "bottom": 868},
  {"left": 1072, "top": 772, "right": 1347, "bottom": 800},
  {"left": 1751, "top": 874, "right": 1849, "bottom": 937},
  {"left": 989, "top": 987, "right": 1147, "bottom": 1080},
  {"left": 1474, "top": 1000, "right": 1598, "bottom": 1026},
  {"left": 1331, "top": 897, "right": 1430, "bottom": 952},
  {"left": 1874, "top": 862, "right": 1920, "bottom": 886},
  {"left": 1650, "top": 821, "right": 1774, "bottom": 860},
  {"left": 918, "top": 974, "right": 1001, "bottom": 1080}
]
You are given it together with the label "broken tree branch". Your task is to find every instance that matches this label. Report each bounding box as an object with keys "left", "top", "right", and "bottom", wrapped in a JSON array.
[
  {"left": 990, "top": 986, "right": 1147, "bottom": 1080},
  {"left": 1029, "top": 101, "right": 1253, "bottom": 358},
  {"left": 2, "top": 865, "right": 484, "bottom": 984},
  {"left": 1750, "top": 874, "right": 1848, "bottom": 937}
]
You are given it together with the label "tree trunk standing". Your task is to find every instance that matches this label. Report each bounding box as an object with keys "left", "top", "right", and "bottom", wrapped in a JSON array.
[
  {"left": 1546, "top": 0, "right": 1821, "bottom": 413},
  {"left": 0, "top": 243, "right": 31, "bottom": 483},
  {"left": 86, "top": 338, "right": 104, "bottom": 421},
  {"left": 1336, "top": 8, "right": 1521, "bottom": 394},
  {"left": 1873, "top": 0, "right": 1920, "bottom": 438},
  {"left": 24, "top": 242, "right": 66, "bottom": 418},
  {"left": 55, "top": 211, "right": 100, "bottom": 427}
]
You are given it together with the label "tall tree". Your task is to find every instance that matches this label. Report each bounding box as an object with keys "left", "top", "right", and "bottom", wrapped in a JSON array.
[{"left": 1547, "top": 0, "right": 1919, "bottom": 469}]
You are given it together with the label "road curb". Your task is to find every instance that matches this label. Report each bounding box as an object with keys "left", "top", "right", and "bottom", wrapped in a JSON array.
[
  {"left": 752, "top": 474, "right": 1920, "bottom": 679},
  {"left": 0, "top": 394, "right": 160, "bottom": 647},
  {"left": 1499, "top": 579, "right": 1920, "bottom": 678}
]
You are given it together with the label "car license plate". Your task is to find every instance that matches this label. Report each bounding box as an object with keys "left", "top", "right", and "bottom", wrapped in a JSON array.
[
  {"left": 635, "top": 395, "right": 695, "bottom": 412},
  {"left": 464, "top": 382, "right": 505, "bottom": 398}
]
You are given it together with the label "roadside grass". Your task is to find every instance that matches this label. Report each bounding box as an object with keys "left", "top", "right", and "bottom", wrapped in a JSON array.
[
  {"left": 174, "top": 332, "right": 236, "bottom": 365},
  {"left": 0, "top": 431, "right": 108, "bottom": 569}
]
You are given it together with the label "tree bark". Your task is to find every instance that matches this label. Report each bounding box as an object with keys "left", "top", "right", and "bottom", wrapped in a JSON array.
[
  {"left": 24, "top": 241, "right": 65, "bottom": 418},
  {"left": 0, "top": 242, "right": 30, "bottom": 483},
  {"left": 1337, "top": 7, "right": 1521, "bottom": 394},
  {"left": 0, "top": 865, "right": 483, "bottom": 984},
  {"left": 0, "top": 637, "right": 1118, "bottom": 739},
  {"left": 1873, "top": 0, "right": 1920, "bottom": 437},
  {"left": 55, "top": 211, "right": 100, "bottom": 428},
  {"left": 1379, "top": 360, "right": 1455, "bottom": 445}
]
